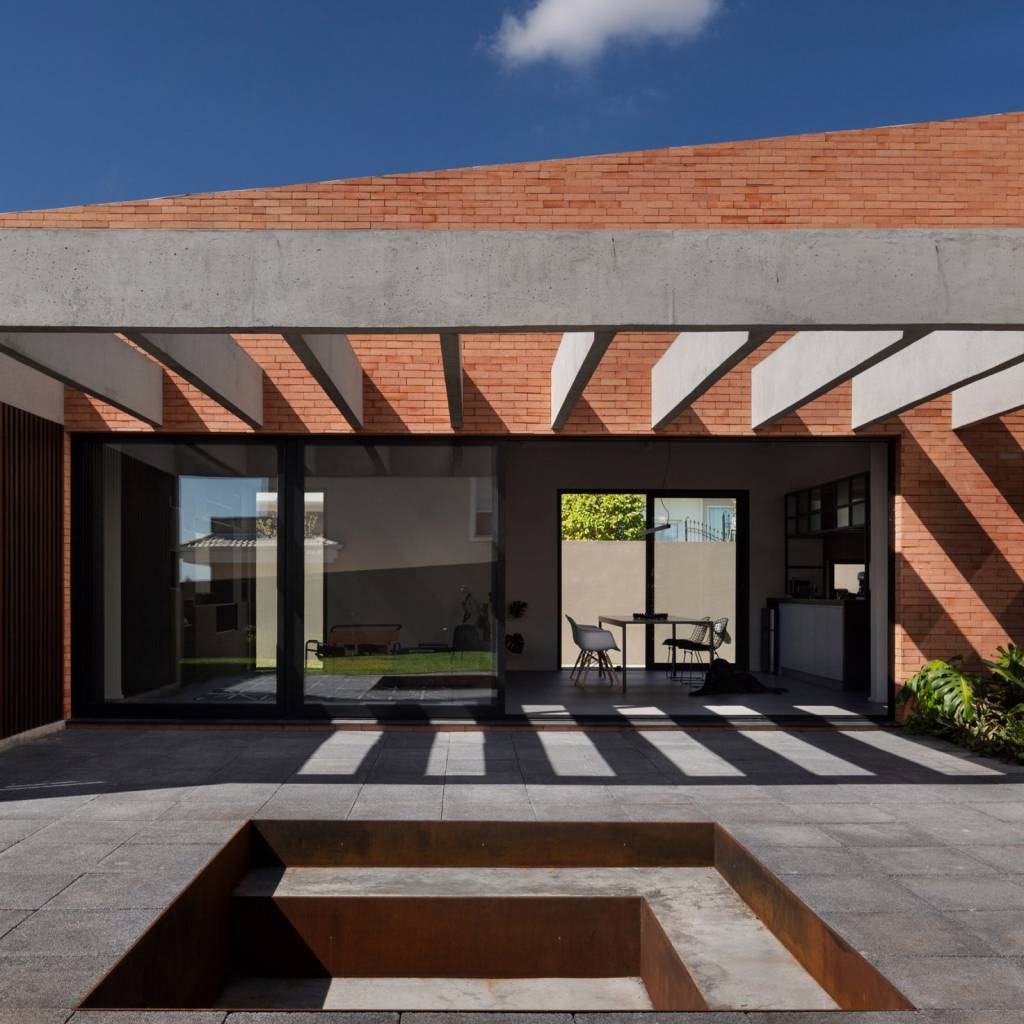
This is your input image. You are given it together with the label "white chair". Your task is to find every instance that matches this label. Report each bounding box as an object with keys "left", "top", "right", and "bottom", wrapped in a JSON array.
[{"left": 566, "top": 615, "right": 619, "bottom": 688}]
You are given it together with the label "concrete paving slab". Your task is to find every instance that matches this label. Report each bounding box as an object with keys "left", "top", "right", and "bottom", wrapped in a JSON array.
[
  {"left": 822, "top": 910, "right": 996, "bottom": 956},
  {"left": 126, "top": 820, "right": 246, "bottom": 845},
  {"left": 257, "top": 784, "right": 361, "bottom": 820},
  {"left": 26, "top": 820, "right": 143, "bottom": 846},
  {"left": 0, "top": 819, "right": 48, "bottom": 850},
  {"left": 47, "top": 870, "right": 191, "bottom": 910},
  {"left": 0, "top": 909, "right": 29, "bottom": 940},
  {"left": 93, "top": 842, "right": 222, "bottom": 876},
  {"left": 0, "top": 907, "right": 156, "bottom": 957},
  {"left": 875, "top": 955, "right": 1024, "bottom": 1009},
  {"left": 820, "top": 822, "right": 944, "bottom": 847},
  {"left": 225, "top": 1014, "right": 396, "bottom": 1024},
  {"left": 0, "top": 871, "right": 82, "bottom": 910},
  {"left": 899, "top": 875, "right": 1024, "bottom": 910},
  {"left": 0, "top": 953, "right": 113, "bottom": 1008},
  {"left": 781, "top": 874, "right": 930, "bottom": 912},
  {"left": 947, "top": 910, "right": 1024, "bottom": 954},
  {"left": 348, "top": 785, "right": 443, "bottom": 820},
  {"left": 70, "top": 1013, "right": 227, "bottom": 1023},
  {"left": 855, "top": 845, "right": 999, "bottom": 876},
  {"left": 0, "top": 842, "right": 123, "bottom": 873},
  {"left": 956, "top": 844, "right": 1024, "bottom": 873}
]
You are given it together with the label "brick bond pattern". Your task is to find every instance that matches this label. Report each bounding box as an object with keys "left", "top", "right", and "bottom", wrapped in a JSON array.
[{"left": 4, "top": 112, "right": 1023, "bottom": 710}]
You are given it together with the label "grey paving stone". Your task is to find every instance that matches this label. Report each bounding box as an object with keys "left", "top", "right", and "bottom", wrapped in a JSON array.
[
  {"left": 127, "top": 820, "right": 245, "bottom": 845},
  {"left": 71, "top": 1014, "right": 227, "bottom": 1023},
  {"left": 899, "top": 875, "right": 1024, "bottom": 910},
  {"left": 0, "top": 909, "right": 29, "bottom": 940},
  {"left": 723, "top": 823, "right": 842, "bottom": 847},
  {"left": 0, "top": 953, "right": 111, "bottom": 1008},
  {"left": 26, "top": 820, "right": 143, "bottom": 846},
  {"left": 575, "top": 1015, "right": 746, "bottom": 1024},
  {"left": 0, "top": 794, "right": 103, "bottom": 819},
  {"left": 947, "top": 910, "right": 1024, "bottom": 954},
  {"left": 781, "top": 874, "right": 931, "bottom": 912},
  {"left": 691, "top": 799, "right": 799, "bottom": 824},
  {"left": 0, "top": 819, "right": 49, "bottom": 851},
  {"left": 820, "top": 822, "right": 944, "bottom": 847},
  {"left": 969, "top": 801, "right": 1024, "bottom": 823},
  {"left": 404, "top": 1016, "right": 572, "bottom": 1024},
  {"left": 348, "top": 785, "right": 443, "bottom": 820},
  {"left": 874, "top": 955, "right": 1024, "bottom": 1009},
  {"left": 441, "top": 784, "right": 535, "bottom": 821},
  {"left": 856, "top": 845, "right": 998, "bottom": 876},
  {"left": 0, "top": 842, "right": 123, "bottom": 873},
  {"left": 781, "top": 801, "right": 898, "bottom": 823},
  {"left": 749, "top": 845, "right": 870, "bottom": 876},
  {"left": 227, "top": 1016, "right": 396, "bottom": 1024},
  {"left": 0, "top": 907, "right": 156, "bottom": 956},
  {"left": 0, "top": 1010, "right": 72, "bottom": 1024},
  {"left": 955, "top": 844, "right": 1024, "bottom": 872},
  {"left": 824, "top": 910, "right": 995, "bottom": 956},
  {"left": 93, "top": 843, "right": 221, "bottom": 876},
  {"left": 46, "top": 869, "right": 190, "bottom": 910},
  {"left": 67, "top": 789, "right": 191, "bottom": 821},
  {"left": 257, "top": 783, "right": 361, "bottom": 820},
  {"left": 0, "top": 871, "right": 81, "bottom": 910}
]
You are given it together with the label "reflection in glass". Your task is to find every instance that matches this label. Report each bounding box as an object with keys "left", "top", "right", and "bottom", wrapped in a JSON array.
[
  {"left": 302, "top": 444, "right": 498, "bottom": 707},
  {"left": 81, "top": 443, "right": 279, "bottom": 705}
]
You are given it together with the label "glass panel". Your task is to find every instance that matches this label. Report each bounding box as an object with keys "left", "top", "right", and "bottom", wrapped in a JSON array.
[
  {"left": 786, "top": 494, "right": 796, "bottom": 516},
  {"left": 809, "top": 511, "right": 822, "bottom": 532},
  {"left": 851, "top": 474, "right": 866, "bottom": 499},
  {"left": 810, "top": 488, "right": 822, "bottom": 511},
  {"left": 837, "top": 506, "right": 850, "bottom": 528},
  {"left": 797, "top": 491, "right": 810, "bottom": 513},
  {"left": 786, "top": 516, "right": 796, "bottom": 537},
  {"left": 836, "top": 479, "right": 850, "bottom": 505},
  {"left": 80, "top": 442, "right": 279, "bottom": 705},
  {"left": 303, "top": 444, "right": 498, "bottom": 708},
  {"left": 560, "top": 492, "right": 645, "bottom": 666},
  {"left": 832, "top": 562, "right": 866, "bottom": 597},
  {"left": 653, "top": 497, "right": 737, "bottom": 664},
  {"left": 851, "top": 501, "right": 866, "bottom": 526}
]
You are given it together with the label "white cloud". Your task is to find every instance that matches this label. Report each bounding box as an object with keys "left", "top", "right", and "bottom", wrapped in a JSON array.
[{"left": 495, "top": 0, "right": 721, "bottom": 67}]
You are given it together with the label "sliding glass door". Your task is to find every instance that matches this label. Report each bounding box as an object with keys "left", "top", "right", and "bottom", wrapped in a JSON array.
[{"left": 559, "top": 489, "right": 745, "bottom": 671}]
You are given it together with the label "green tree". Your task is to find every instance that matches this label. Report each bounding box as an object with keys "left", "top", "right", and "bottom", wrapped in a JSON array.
[{"left": 560, "top": 493, "right": 645, "bottom": 540}]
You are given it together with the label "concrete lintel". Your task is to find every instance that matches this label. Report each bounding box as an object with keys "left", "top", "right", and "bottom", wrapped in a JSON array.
[
  {"left": 0, "top": 352, "right": 64, "bottom": 424},
  {"left": 952, "top": 362, "right": 1024, "bottom": 429},
  {"left": 439, "top": 333, "right": 463, "bottom": 429},
  {"left": 752, "top": 330, "right": 922, "bottom": 428},
  {"left": 852, "top": 331, "right": 1024, "bottom": 429},
  {"left": 652, "top": 331, "right": 770, "bottom": 429},
  {"left": 283, "top": 332, "right": 363, "bottom": 429},
  {"left": 0, "top": 332, "right": 162, "bottom": 425},
  {"left": 123, "top": 332, "right": 263, "bottom": 428},
  {"left": 551, "top": 331, "right": 615, "bottom": 430},
  {"left": 4, "top": 228, "right": 1024, "bottom": 331}
]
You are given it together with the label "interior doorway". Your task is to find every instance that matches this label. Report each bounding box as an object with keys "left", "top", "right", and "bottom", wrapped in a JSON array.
[{"left": 558, "top": 490, "right": 747, "bottom": 672}]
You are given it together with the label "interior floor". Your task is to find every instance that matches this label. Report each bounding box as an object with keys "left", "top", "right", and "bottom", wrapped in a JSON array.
[{"left": 505, "top": 669, "right": 886, "bottom": 722}]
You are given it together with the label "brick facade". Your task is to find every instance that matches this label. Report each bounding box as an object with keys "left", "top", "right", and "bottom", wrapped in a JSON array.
[{"left": 6, "top": 111, "right": 1023, "bottom": 709}]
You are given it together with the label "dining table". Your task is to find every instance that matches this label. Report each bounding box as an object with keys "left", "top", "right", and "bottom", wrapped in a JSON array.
[{"left": 597, "top": 614, "right": 712, "bottom": 694}]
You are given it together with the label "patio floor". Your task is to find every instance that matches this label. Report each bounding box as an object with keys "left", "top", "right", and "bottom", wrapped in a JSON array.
[
  {"left": 505, "top": 669, "right": 885, "bottom": 723},
  {"left": 0, "top": 722, "right": 1023, "bottom": 1022}
]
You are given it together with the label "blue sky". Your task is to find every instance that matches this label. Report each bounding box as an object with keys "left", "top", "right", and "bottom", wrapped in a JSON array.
[{"left": 1, "top": 0, "right": 1021, "bottom": 212}]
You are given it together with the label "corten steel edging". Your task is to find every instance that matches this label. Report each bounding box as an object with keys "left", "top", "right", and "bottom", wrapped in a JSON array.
[
  {"left": 79, "top": 822, "right": 252, "bottom": 1009},
  {"left": 233, "top": 894, "right": 644, "bottom": 980},
  {"left": 713, "top": 823, "right": 914, "bottom": 1011},
  {"left": 250, "top": 818, "right": 716, "bottom": 868},
  {"left": 639, "top": 899, "right": 709, "bottom": 1012}
]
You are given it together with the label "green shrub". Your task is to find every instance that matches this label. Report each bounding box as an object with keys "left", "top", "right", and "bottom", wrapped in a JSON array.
[
  {"left": 560, "top": 493, "right": 646, "bottom": 540},
  {"left": 899, "top": 645, "right": 1024, "bottom": 763}
]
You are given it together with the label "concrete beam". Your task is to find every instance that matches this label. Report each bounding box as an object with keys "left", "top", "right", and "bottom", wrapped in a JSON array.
[
  {"left": 751, "top": 330, "right": 921, "bottom": 428},
  {"left": 0, "top": 353, "right": 64, "bottom": 424},
  {"left": 551, "top": 332, "right": 615, "bottom": 430},
  {"left": 439, "top": 333, "right": 463, "bottom": 429},
  {"left": 0, "top": 332, "right": 162, "bottom": 425},
  {"left": 652, "top": 331, "right": 770, "bottom": 429},
  {"left": 123, "top": 332, "right": 263, "bottom": 428},
  {"left": 3, "top": 229, "right": 1024, "bottom": 332},
  {"left": 852, "top": 331, "right": 1024, "bottom": 429},
  {"left": 952, "top": 363, "right": 1024, "bottom": 429},
  {"left": 282, "top": 332, "right": 363, "bottom": 429}
]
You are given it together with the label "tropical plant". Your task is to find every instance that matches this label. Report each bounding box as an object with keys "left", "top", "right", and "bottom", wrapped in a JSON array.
[
  {"left": 560, "top": 493, "right": 645, "bottom": 540},
  {"left": 898, "top": 657, "right": 977, "bottom": 725},
  {"left": 985, "top": 644, "right": 1024, "bottom": 697}
]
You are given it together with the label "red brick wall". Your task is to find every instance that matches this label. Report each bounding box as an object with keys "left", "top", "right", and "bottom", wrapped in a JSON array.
[{"left": 7, "top": 111, "right": 1022, "bottom": 708}]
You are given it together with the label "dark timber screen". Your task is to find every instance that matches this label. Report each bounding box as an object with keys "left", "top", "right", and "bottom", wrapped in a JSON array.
[{"left": 0, "top": 402, "right": 63, "bottom": 740}]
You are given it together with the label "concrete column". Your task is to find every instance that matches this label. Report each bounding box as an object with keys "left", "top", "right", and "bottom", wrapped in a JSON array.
[
  {"left": 652, "top": 331, "right": 770, "bottom": 429},
  {"left": 869, "top": 443, "right": 890, "bottom": 705}
]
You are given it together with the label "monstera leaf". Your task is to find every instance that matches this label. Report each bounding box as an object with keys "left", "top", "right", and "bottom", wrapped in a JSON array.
[{"left": 899, "top": 658, "right": 976, "bottom": 725}]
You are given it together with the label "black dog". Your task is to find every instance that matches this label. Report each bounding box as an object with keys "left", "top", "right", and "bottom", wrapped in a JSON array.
[{"left": 690, "top": 658, "right": 787, "bottom": 696}]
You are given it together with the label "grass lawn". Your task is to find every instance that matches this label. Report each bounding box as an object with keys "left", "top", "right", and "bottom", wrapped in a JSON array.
[{"left": 310, "top": 652, "right": 495, "bottom": 675}]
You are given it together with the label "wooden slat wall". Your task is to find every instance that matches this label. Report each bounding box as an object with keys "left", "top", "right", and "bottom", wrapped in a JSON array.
[{"left": 0, "top": 403, "right": 63, "bottom": 740}]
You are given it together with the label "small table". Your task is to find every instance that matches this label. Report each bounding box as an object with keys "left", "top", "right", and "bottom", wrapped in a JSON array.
[{"left": 597, "top": 615, "right": 711, "bottom": 694}]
